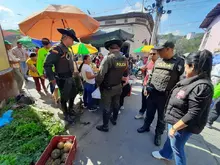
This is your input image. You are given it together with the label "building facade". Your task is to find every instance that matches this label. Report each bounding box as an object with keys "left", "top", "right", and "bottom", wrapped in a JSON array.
[
  {"left": 94, "top": 12, "right": 154, "bottom": 56},
  {"left": 199, "top": 3, "right": 220, "bottom": 53}
]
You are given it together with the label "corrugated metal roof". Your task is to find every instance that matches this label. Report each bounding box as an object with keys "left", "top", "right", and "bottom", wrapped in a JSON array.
[{"left": 200, "top": 3, "right": 220, "bottom": 28}]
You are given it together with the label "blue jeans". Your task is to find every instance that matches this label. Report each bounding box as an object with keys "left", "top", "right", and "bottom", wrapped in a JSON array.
[
  {"left": 159, "top": 124, "right": 192, "bottom": 165},
  {"left": 83, "top": 82, "right": 96, "bottom": 109},
  {"left": 20, "top": 61, "right": 28, "bottom": 79}
]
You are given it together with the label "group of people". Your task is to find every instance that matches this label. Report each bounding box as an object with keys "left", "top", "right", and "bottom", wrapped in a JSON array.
[{"left": 4, "top": 26, "right": 218, "bottom": 165}]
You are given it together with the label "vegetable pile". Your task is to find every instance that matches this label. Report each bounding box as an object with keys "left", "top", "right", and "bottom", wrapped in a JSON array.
[
  {"left": 0, "top": 100, "right": 65, "bottom": 165},
  {"left": 46, "top": 140, "right": 73, "bottom": 165}
]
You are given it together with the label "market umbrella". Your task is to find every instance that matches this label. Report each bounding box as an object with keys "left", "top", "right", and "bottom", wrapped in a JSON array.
[
  {"left": 18, "top": 5, "right": 100, "bottom": 41},
  {"left": 133, "top": 45, "right": 154, "bottom": 53},
  {"left": 17, "top": 36, "right": 37, "bottom": 48},
  {"left": 71, "top": 43, "right": 98, "bottom": 55}
]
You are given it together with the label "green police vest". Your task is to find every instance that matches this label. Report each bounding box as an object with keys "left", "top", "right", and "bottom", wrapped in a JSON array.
[{"left": 102, "top": 54, "right": 127, "bottom": 88}]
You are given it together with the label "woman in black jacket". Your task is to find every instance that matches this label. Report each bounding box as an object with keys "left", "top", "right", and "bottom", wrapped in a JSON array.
[{"left": 152, "top": 50, "right": 213, "bottom": 165}]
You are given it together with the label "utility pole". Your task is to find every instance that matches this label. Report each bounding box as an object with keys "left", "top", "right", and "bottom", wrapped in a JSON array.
[
  {"left": 150, "top": 0, "right": 164, "bottom": 45},
  {"left": 142, "top": 0, "right": 145, "bottom": 13}
]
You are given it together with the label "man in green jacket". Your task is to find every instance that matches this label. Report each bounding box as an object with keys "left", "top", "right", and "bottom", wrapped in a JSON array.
[{"left": 207, "top": 83, "right": 220, "bottom": 128}]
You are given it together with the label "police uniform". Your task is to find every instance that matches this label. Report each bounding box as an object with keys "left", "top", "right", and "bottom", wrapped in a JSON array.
[
  {"left": 96, "top": 39, "right": 128, "bottom": 132},
  {"left": 137, "top": 41, "right": 185, "bottom": 146},
  {"left": 44, "top": 28, "right": 79, "bottom": 123}
]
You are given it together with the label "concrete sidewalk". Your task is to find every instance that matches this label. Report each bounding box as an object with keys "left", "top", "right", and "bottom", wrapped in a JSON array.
[{"left": 26, "top": 78, "right": 220, "bottom": 165}]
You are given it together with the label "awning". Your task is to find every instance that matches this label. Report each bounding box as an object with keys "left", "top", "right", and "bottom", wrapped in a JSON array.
[{"left": 81, "top": 28, "right": 134, "bottom": 48}]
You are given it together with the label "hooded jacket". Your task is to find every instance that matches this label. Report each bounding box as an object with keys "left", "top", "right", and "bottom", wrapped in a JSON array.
[{"left": 164, "top": 74, "right": 213, "bottom": 134}]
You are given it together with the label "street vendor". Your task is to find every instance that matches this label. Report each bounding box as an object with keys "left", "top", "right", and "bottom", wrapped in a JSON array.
[{"left": 44, "top": 28, "right": 79, "bottom": 123}]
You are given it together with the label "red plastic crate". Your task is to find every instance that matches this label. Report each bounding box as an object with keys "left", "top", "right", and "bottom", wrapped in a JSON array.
[{"left": 36, "top": 135, "right": 77, "bottom": 165}]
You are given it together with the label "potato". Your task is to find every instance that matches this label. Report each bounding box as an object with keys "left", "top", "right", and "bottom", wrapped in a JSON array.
[
  {"left": 63, "top": 142, "right": 72, "bottom": 153},
  {"left": 45, "top": 157, "right": 53, "bottom": 165},
  {"left": 57, "top": 141, "right": 64, "bottom": 149},
  {"left": 60, "top": 148, "right": 65, "bottom": 155},
  {"left": 61, "top": 153, "right": 68, "bottom": 163},
  {"left": 51, "top": 149, "right": 61, "bottom": 159},
  {"left": 52, "top": 158, "right": 61, "bottom": 165}
]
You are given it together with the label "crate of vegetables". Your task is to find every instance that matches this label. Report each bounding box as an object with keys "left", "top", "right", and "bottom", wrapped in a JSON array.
[{"left": 36, "top": 135, "right": 77, "bottom": 165}]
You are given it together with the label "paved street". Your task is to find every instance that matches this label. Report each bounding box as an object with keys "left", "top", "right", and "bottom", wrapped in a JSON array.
[{"left": 26, "top": 79, "right": 220, "bottom": 165}]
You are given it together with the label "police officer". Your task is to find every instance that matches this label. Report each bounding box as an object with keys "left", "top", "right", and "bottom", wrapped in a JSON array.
[
  {"left": 137, "top": 41, "right": 184, "bottom": 146},
  {"left": 44, "top": 28, "right": 79, "bottom": 123},
  {"left": 96, "top": 39, "right": 128, "bottom": 132}
]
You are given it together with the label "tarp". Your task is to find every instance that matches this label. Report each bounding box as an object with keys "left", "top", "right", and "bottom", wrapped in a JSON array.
[
  {"left": 212, "top": 54, "right": 220, "bottom": 65},
  {"left": 81, "top": 28, "right": 134, "bottom": 48}
]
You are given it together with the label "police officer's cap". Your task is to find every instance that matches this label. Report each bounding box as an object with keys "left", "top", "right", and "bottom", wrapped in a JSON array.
[
  {"left": 57, "top": 28, "right": 79, "bottom": 42},
  {"left": 104, "top": 39, "right": 123, "bottom": 50},
  {"left": 153, "top": 41, "right": 175, "bottom": 50}
]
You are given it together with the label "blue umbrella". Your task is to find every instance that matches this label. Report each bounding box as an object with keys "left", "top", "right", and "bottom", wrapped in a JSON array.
[{"left": 212, "top": 54, "right": 220, "bottom": 65}]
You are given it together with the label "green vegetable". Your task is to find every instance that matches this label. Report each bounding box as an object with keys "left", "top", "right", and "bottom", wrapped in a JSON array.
[{"left": 0, "top": 101, "right": 65, "bottom": 165}]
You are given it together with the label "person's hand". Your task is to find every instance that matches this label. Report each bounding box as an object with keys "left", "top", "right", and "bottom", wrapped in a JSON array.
[
  {"left": 169, "top": 127, "right": 176, "bottom": 138},
  {"left": 143, "top": 89, "right": 148, "bottom": 96},
  {"left": 50, "top": 79, "right": 56, "bottom": 85}
]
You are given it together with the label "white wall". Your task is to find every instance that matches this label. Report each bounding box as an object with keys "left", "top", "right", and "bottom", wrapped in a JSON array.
[{"left": 199, "top": 15, "right": 220, "bottom": 53}]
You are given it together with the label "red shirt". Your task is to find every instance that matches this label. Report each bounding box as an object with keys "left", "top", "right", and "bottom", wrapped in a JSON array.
[{"left": 143, "top": 60, "right": 155, "bottom": 86}]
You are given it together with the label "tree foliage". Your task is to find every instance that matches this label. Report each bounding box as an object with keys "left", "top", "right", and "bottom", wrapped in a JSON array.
[{"left": 159, "top": 33, "right": 204, "bottom": 55}]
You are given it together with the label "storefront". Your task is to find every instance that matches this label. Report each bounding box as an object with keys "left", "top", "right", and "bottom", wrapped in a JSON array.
[{"left": 0, "top": 26, "right": 19, "bottom": 101}]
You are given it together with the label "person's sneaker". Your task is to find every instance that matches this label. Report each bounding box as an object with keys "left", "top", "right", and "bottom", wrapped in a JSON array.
[
  {"left": 88, "top": 107, "right": 97, "bottom": 112},
  {"left": 118, "top": 110, "right": 121, "bottom": 114},
  {"left": 83, "top": 105, "right": 87, "bottom": 109},
  {"left": 154, "top": 135, "right": 161, "bottom": 146},
  {"left": 137, "top": 125, "right": 150, "bottom": 133},
  {"left": 120, "top": 106, "right": 125, "bottom": 110},
  {"left": 152, "top": 151, "right": 169, "bottom": 160},
  {"left": 135, "top": 113, "right": 144, "bottom": 119},
  {"left": 96, "top": 125, "right": 109, "bottom": 132},
  {"left": 206, "top": 123, "right": 213, "bottom": 129},
  {"left": 110, "top": 117, "right": 117, "bottom": 125}
]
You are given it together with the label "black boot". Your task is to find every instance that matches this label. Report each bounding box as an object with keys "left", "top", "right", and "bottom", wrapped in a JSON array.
[
  {"left": 137, "top": 123, "right": 150, "bottom": 133},
  {"left": 110, "top": 116, "right": 117, "bottom": 125},
  {"left": 154, "top": 134, "right": 161, "bottom": 146},
  {"left": 96, "top": 125, "right": 109, "bottom": 132}
]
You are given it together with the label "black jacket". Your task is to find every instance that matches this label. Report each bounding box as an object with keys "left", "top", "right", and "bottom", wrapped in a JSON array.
[{"left": 165, "top": 74, "right": 213, "bottom": 134}]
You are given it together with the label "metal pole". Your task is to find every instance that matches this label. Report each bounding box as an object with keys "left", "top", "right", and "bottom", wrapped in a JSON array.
[
  {"left": 142, "top": 0, "right": 145, "bottom": 13},
  {"left": 150, "top": 0, "right": 164, "bottom": 45}
]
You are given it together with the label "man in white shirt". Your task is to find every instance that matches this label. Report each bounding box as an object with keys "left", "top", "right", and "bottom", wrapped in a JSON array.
[
  {"left": 12, "top": 41, "right": 29, "bottom": 81},
  {"left": 5, "top": 40, "right": 24, "bottom": 93}
]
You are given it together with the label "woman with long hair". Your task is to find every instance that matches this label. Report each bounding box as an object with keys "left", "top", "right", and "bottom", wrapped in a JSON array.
[
  {"left": 79, "top": 55, "right": 97, "bottom": 112},
  {"left": 152, "top": 49, "right": 213, "bottom": 165}
]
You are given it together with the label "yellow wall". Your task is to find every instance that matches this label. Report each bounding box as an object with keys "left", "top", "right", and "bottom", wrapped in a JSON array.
[{"left": 0, "top": 26, "right": 10, "bottom": 71}]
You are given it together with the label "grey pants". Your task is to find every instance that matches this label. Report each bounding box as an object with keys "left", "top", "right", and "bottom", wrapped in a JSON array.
[{"left": 13, "top": 68, "right": 24, "bottom": 93}]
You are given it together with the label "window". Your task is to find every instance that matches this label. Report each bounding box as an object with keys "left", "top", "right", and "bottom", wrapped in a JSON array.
[
  {"left": 124, "top": 19, "right": 128, "bottom": 23},
  {"left": 105, "top": 20, "right": 116, "bottom": 25},
  {"left": 135, "top": 18, "right": 147, "bottom": 24}
]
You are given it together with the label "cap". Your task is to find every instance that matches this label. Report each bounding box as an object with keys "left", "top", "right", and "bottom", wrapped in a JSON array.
[
  {"left": 153, "top": 41, "right": 175, "bottom": 50},
  {"left": 17, "top": 41, "right": 22, "bottom": 44},
  {"left": 4, "top": 40, "right": 12, "bottom": 45},
  {"left": 57, "top": 28, "right": 79, "bottom": 42},
  {"left": 104, "top": 39, "right": 123, "bottom": 50}
]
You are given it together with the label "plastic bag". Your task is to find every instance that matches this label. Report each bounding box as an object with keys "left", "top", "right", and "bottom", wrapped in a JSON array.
[{"left": 92, "top": 87, "right": 101, "bottom": 99}]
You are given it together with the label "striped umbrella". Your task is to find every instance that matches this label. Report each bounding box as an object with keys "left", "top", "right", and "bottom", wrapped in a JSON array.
[
  {"left": 133, "top": 45, "right": 154, "bottom": 53},
  {"left": 71, "top": 43, "right": 98, "bottom": 55}
]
